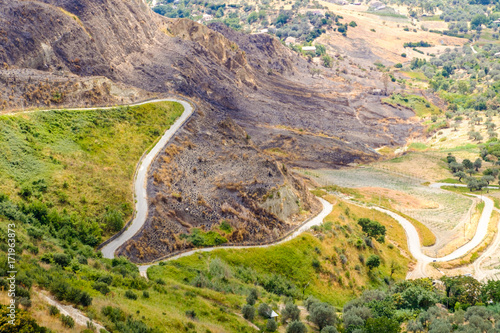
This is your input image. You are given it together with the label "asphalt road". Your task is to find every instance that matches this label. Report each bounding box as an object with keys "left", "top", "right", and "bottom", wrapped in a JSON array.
[{"left": 137, "top": 197, "right": 333, "bottom": 274}]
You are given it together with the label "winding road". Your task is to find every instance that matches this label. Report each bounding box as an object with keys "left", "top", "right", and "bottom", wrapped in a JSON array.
[
  {"left": 8, "top": 97, "right": 499, "bottom": 331},
  {"left": 88, "top": 98, "right": 497, "bottom": 281},
  {"left": 136, "top": 198, "right": 333, "bottom": 274},
  {"left": 100, "top": 98, "right": 194, "bottom": 259},
  {"left": 23, "top": 98, "right": 496, "bottom": 281},
  {"left": 377, "top": 183, "right": 494, "bottom": 279}
]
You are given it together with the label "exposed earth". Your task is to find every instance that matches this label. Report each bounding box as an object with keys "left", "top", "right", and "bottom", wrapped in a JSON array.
[{"left": 0, "top": 0, "right": 424, "bottom": 262}]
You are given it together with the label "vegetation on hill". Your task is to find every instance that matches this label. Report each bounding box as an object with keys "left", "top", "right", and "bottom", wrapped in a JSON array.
[{"left": 0, "top": 102, "right": 183, "bottom": 245}]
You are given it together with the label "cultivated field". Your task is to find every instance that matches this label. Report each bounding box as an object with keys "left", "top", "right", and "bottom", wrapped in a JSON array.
[
  {"left": 298, "top": 167, "right": 473, "bottom": 240},
  {"left": 316, "top": 1, "right": 466, "bottom": 64}
]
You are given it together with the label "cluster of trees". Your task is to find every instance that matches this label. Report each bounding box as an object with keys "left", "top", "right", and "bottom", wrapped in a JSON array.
[
  {"left": 404, "top": 41, "right": 432, "bottom": 48},
  {"left": 275, "top": 11, "right": 337, "bottom": 42},
  {"left": 342, "top": 276, "right": 500, "bottom": 333},
  {"left": 153, "top": 0, "right": 342, "bottom": 44},
  {"left": 447, "top": 153, "right": 498, "bottom": 191}
]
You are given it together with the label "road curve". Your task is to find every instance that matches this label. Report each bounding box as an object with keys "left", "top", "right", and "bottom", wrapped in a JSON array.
[
  {"left": 376, "top": 183, "right": 493, "bottom": 279},
  {"left": 101, "top": 99, "right": 194, "bottom": 259},
  {"left": 137, "top": 197, "right": 333, "bottom": 274}
]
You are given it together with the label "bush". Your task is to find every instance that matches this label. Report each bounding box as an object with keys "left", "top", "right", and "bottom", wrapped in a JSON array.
[
  {"left": 92, "top": 282, "right": 110, "bottom": 295},
  {"left": 281, "top": 302, "right": 300, "bottom": 324},
  {"left": 286, "top": 320, "right": 307, "bottom": 333},
  {"left": 247, "top": 289, "right": 258, "bottom": 305},
  {"left": 49, "top": 305, "right": 60, "bottom": 316},
  {"left": 53, "top": 253, "right": 71, "bottom": 267},
  {"left": 366, "top": 255, "right": 381, "bottom": 270},
  {"left": 142, "top": 291, "right": 150, "bottom": 298},
  {"left": 61, "top": 314, "right": 75, "bottom": 328},
  {"left": 258, "top": 303, "right": 272, "bottom": 318},
  {"left": 124, "top": 290, "right": 138, "bottom": 300},
  {"left": 242, "top": 304, "right": 255, "bottom": 321},
  {"left": 321, "top": 326, "right": 338, "bottom": 333},
  {"left": 309, "top": 302, "right": 337, "bottom": 330},
  {"left": 186, "top": 309, "right": 196, "bottom": 319},
  {"left": 266, "top": 318, "right": 278, "bottom": 332}
]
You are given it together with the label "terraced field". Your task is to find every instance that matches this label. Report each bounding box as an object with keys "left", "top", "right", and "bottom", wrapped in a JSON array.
[{"left": 299, "top": 167, "right": 473, "bottom": 233}]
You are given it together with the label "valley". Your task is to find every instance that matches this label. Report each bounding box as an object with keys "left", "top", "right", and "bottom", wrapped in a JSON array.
[{"left": 1, "top": 0, "right": 500, "bottom": 332}]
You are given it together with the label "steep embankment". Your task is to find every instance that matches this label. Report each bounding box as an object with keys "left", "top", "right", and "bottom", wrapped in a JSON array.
[{"left": 0, "top": 0, "right": 421, "bottom": 262}]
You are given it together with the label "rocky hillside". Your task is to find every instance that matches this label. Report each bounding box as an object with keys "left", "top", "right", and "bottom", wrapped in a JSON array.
[{"left": 0, "top": 0, "right": 421, "bottom": 262}]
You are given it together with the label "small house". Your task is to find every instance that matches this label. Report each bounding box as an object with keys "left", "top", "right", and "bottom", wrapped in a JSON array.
[{"left": 302, "top": 46, "right": 317, "bottom": 52}]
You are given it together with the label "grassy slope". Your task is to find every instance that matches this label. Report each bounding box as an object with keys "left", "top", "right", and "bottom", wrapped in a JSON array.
[
  {"left": 383, "top": 93, "right": 441, "bottom": 117},
  {"left": 0, "top": 102, "right": 183, "bottom": 239},
  {"left": 147, "top": 198, "right": 411, "bottom": 308}
]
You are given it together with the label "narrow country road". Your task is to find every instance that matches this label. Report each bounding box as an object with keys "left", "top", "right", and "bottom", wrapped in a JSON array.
[
  {"left": 137, "top": 198, "right": 333, "bottom": 275},
  {"left": 100, "top": 98, "right": 194, "bottom": 259},
  {"left": 379, "top": 183, "right": 493, "bottom": 279}
]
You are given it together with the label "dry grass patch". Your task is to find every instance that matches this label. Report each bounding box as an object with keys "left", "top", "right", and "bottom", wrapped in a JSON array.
[{"left": 438, "top": 210, "right": 499, "bottom": 269}]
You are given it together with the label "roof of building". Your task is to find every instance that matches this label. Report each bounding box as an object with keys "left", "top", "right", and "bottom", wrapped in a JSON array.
[{"left": 302, "top": 46, "right": 317, "bottom": 51}]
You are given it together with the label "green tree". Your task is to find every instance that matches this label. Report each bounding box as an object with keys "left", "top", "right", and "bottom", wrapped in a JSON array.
[
  {"left": 281, "top": 302, "right": 300, "bottom": 324},
  {"left": 358, "top": 218, "right": 386, "bottom": 242},
  {"left": 53, "top": 253, "right": 71, "bottom": 267},
  {"left": 321, "top": 326, "right": 338, "bottom": 333},
  {"left": 286, "top": 321, "right": 307, "bottom": 333},
  {"left": 309, "top": 302, "right": 337, "bottom": 330},
  {"left": 247, "top": 12, "right": 259, "bottom": 24},
  {"left": 267, "top": 318, "right": 278, "bottom": 332},
  {"left": 482, "top": 175, "right": 494, "bottom": 184},
  {"left": 258, "top": 303, "right": 272, "bottom": 318},
  {"left": 322, "top": 55, "right": 333, "bottom": 68},
  {"left": 215, "top": 7, "right": 224, "bottom": 18},
  {"left": 457, "top": 80, "right": 469, "bottom": 94},
  {"left": 366, "top": 255, "right": 381, "bottom": 270},
  {"left": 242, "top": 305, "right": 255, "bottom": 321},
  {"left": 316, "top": 44, "right": 326, "bottom": 56},
  {"left": 454, "top": 171, "right": 467, "bottom": 182},
  {"left": 474, "top": 158, "right": 482, "bottom": 171},
  {"left": 104, "top": 209, "right": 124, "bottom": 232},
  {"left": 462, "top": 159, "right": 473, "bottom": 170},
  {"left": 247, "top": 289, "right": 258, "bottom": 305}
]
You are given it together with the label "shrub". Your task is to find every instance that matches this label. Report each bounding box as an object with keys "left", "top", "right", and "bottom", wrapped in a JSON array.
[
  {"left": 92, "top": 282, "right": 110, "bottom": 295},
  {"left": 287, "top": 320, "right": 307, "bottom": 333},
  {"left": 53, "top": 253, "right": 71, "bottom": 267},
  {"left": 142, "top": 291, "right": 150, "bottom": 298},
  {"left": 258, "top": 303, "right": 272, "bottom": 318},
  {"left": 124, "top": 290, "right": 137, "bottom": 300},
  {"left": 49, "top": 305, "right": 60, "bottom": 316},
  {"left": 247, "top": 288, "right": 258, "bottom": 305},
  {"left": 309, "top": 302, "right": 337, "bottom": 330},
  {"left": 61, "top": 314, "right": 75, "bottom": 328},
  {"left": 266, "top": 318, "right": 278, "bottom": 332},
  {"left": 242, "top": 304, "right": 255, "bottom": 321},
  {"left": 186, "top": 309, "right": 196, "bottom": 319}
]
